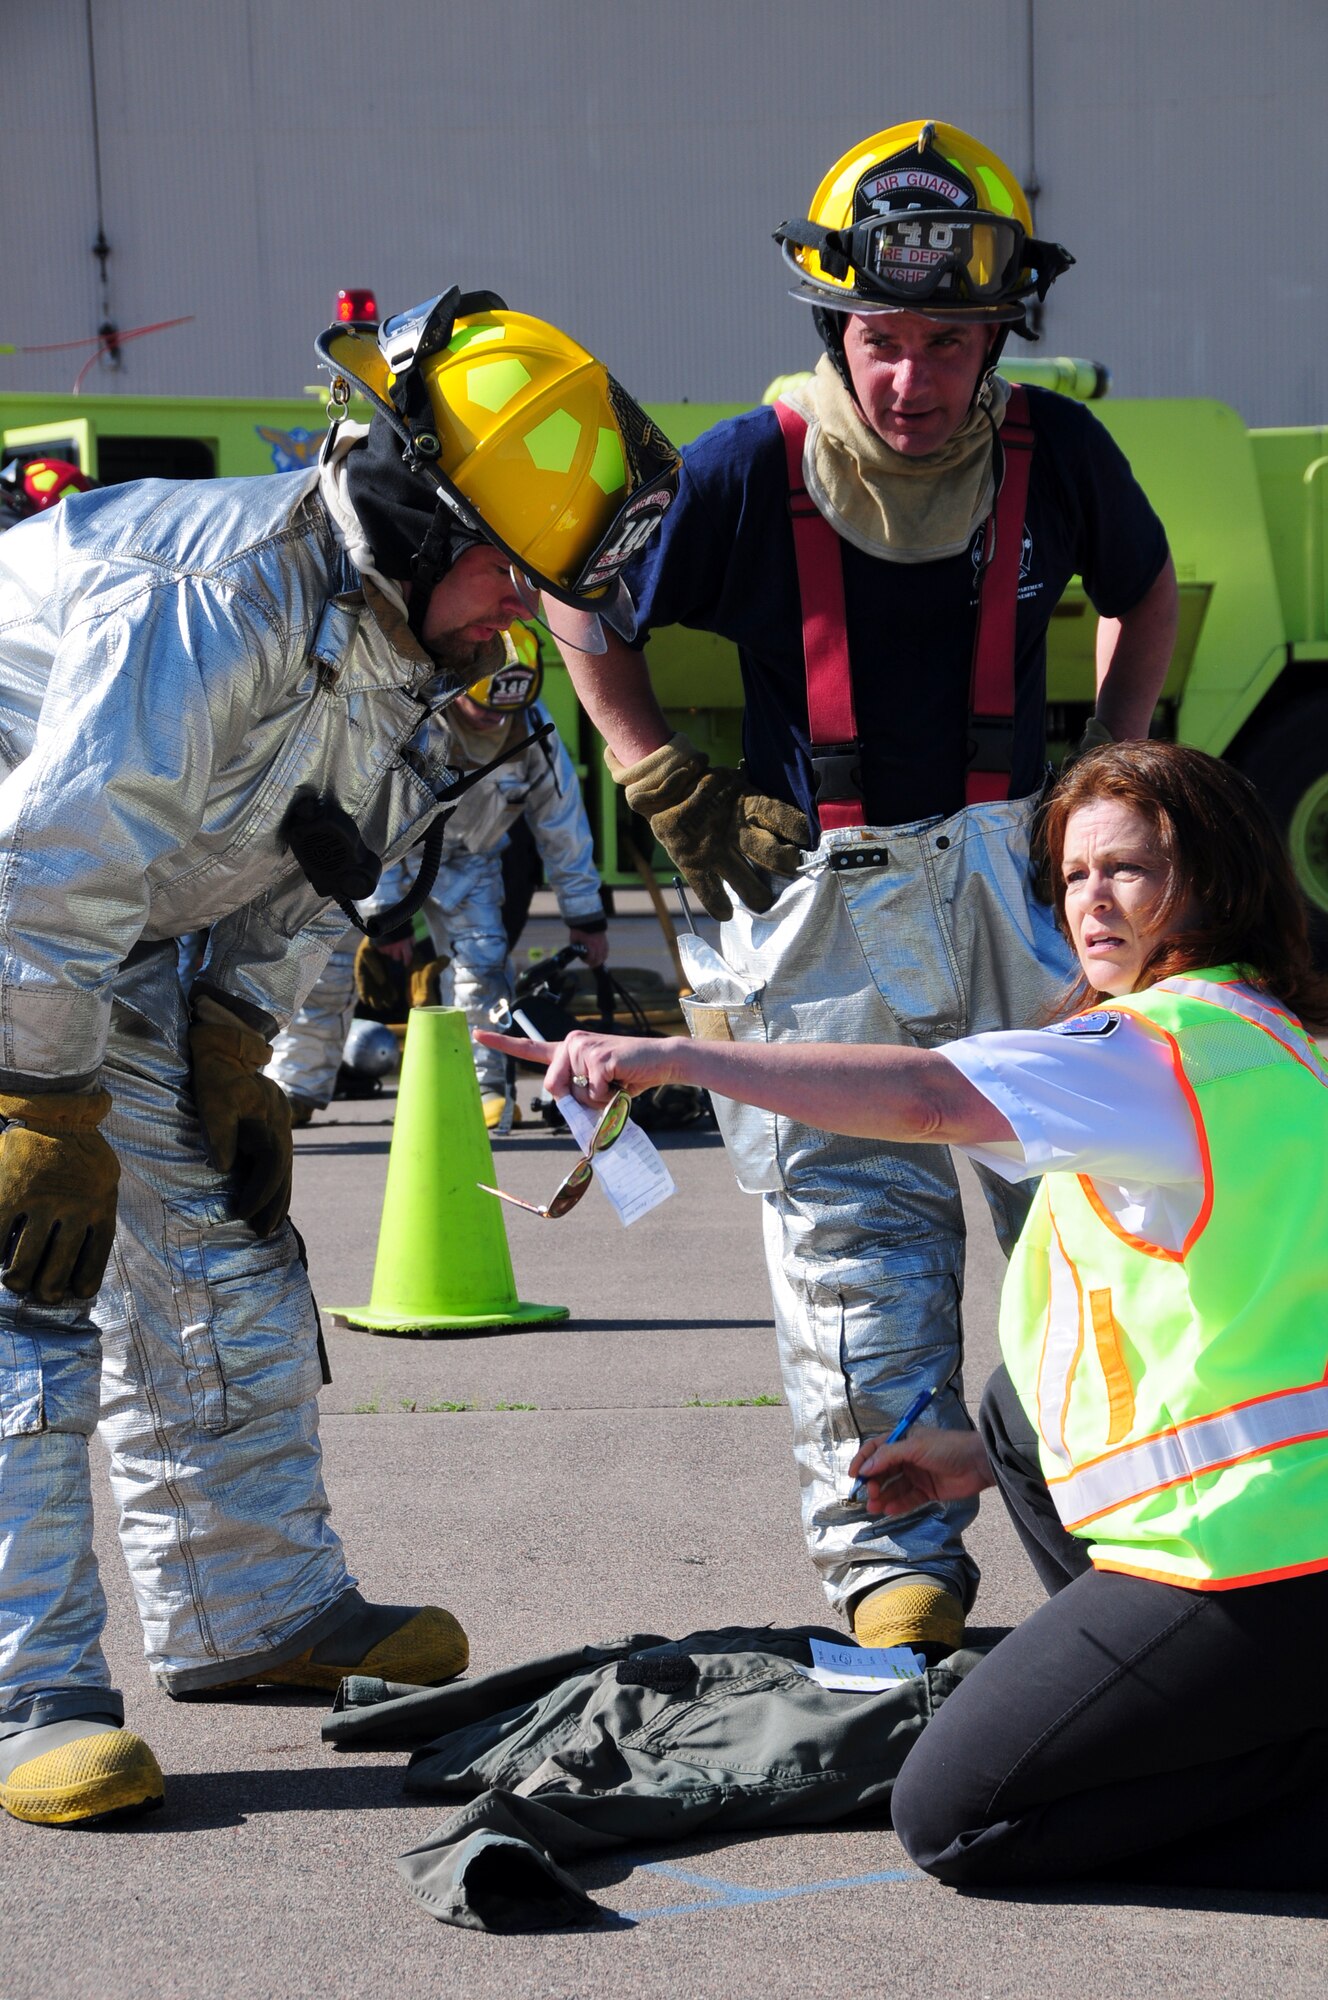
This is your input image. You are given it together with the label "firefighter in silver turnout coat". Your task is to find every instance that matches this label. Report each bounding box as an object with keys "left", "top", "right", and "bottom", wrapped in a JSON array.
[{"left": 0, "top": 287, "right": 678, "bottom": 1827}]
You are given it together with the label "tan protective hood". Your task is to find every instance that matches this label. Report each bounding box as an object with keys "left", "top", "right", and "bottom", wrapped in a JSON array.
[
  {"left": 444, "top": 706, "right": 518, "bottom": 772},
  {"left": 780, "top": 355, "right": 1010, "bottom": 564}
]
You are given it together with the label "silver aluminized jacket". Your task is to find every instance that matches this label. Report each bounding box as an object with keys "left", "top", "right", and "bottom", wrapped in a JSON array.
[
  {"left": 0, "top": 466, "right": 462, "bottom": 1084},
  {"left": 0, "top": 461, "right": 469, "bottom": 1728},
  {"left": 268, "top": 702, "right": 602, "bottom": 1104}
]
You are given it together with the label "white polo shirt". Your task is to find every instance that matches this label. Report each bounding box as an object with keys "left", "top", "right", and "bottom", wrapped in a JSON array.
[{"left": 940, "top": 1009, "right": 1205, "bottom": 1253}]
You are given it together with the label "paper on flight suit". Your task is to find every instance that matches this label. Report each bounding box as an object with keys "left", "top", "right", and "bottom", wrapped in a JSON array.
[
  {"left": 796, "top": 1637, "right": 927, "bottom": 1691},
  {"left": 555, "top": 1092, "right": 675, "bottom": 1226}
]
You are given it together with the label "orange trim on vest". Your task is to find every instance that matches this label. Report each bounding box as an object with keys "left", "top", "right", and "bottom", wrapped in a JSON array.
[
  {"left": 1088, "top": 1288, "right": 1136, "bottom": 1446},
  {"left": 1090, "top": 1549, "right": 1328, "bottom": 1591},
  {"left": 1032, "top": 1263, "right": 1059, "bottom": 1462},
  {"left": 1074, "top": 1016, "right": 1214, "bottom": 1263},
  {"left": 1058, "top": 1432, "right": 1328, "bottom": 1528},
  {"left": 1151, "top": 976, "right": 1328, "bottom": 1088}
]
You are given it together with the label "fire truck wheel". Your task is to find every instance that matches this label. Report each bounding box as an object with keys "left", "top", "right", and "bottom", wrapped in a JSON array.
[{"left": 1233, "top": 689, "right": 1328, "bottom": 963}]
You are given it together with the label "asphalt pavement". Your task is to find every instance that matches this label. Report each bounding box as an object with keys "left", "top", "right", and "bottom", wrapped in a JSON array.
[{"left": 3, "top": 908, "right": 1324, "bottom": 1999}]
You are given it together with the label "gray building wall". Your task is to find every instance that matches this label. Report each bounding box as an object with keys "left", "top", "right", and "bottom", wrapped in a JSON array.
[{"left": 6, "top": 0, "right": 1326, "bottom": 428}]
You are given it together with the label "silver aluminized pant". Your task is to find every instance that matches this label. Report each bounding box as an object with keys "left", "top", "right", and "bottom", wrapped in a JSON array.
[
  {"left": 683, "top": 793, "right": 1074, "bottom": 1619},
  {"left": 266, "top": 848, "right": 513, "bottom": 1104},
  {"left": 405, "top": 844, "right": 515, "bottom": 1095},
  {"left": 0, "top": 947, "right": 353, "bottom": 1732}
]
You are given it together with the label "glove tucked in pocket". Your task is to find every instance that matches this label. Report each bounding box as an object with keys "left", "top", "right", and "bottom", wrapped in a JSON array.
[{"left": 187, "top": 998, "right": 292, "bottom": 1238}]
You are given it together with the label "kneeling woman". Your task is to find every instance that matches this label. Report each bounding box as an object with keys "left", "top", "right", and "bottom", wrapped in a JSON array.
[{"left": 481, "top": 741, "right": 1328, "bottom": 1891}]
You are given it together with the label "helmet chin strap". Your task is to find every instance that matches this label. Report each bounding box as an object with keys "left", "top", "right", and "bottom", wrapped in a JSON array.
[{"left": 813, "top": 305, "right": 855, "bottom": 395}]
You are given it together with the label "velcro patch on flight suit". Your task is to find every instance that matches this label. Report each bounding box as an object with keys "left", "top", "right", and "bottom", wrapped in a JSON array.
[{"left": 615, "top": 1654, "right": 697, "bottom": 1692}]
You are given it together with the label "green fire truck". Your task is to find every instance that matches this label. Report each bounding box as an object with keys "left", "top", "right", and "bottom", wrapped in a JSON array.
[{"left": 3, "top": 365, "right": 1326, "bottom": 944}]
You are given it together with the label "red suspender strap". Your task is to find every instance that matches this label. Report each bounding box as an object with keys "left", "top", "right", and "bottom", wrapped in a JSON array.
[
  {"left": 965, "top": 384, "right": 1035, "bottom": 806},
  {"left": 773, "top": 399, "right": 865, "bottom": 830}
]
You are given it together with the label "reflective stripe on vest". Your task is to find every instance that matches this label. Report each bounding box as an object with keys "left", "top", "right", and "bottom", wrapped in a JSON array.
[
  {"left": 1035, "top": 1216, "right": 1083, "bottom": 1470},
  {"left": 1157, "top": 976, "right": 1328, "bottom": 1087},
  {"left": 1051, "top": 1375, "right": 1328, "bottom": 1530},
  {"left": 772, "top": 387, "right": 1035, "bottom": 833}
]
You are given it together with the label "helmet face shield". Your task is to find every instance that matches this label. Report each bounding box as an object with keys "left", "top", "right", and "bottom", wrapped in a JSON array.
[{"left": 510, "top": 568, "right": 639, "bottom": 656}]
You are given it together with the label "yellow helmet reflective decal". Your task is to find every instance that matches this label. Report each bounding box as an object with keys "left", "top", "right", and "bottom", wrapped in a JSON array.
[
  {"left": 315, "top": 295, "right": 680, "bottom": 615},
  {"left": 505, "top": 619, "right": 541, "bottom": 669}
]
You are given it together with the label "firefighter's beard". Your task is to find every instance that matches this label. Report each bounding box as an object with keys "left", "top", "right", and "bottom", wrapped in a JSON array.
[{"left": 423, "top": 628, "right": 505, "bottom": 680}]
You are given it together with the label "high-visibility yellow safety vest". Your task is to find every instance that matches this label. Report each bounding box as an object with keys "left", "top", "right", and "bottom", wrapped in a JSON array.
[{"left": 1001, "top": 968, "right": 1328, "bottom": 1589}]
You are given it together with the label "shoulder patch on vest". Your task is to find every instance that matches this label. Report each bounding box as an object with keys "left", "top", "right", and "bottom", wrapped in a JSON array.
[{"left": 1047, "top": 1011, "right": 1122, "bottom": 1037}]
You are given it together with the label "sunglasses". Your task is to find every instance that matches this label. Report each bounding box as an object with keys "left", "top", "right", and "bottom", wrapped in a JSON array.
[{"left": 477, "top": 1090, "right": 632, "bottom": 1219}]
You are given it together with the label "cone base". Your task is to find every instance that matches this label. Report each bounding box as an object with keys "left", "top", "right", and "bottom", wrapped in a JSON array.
[{"left": 328, "top": 1300, "right": 569, "bottom": 1336}]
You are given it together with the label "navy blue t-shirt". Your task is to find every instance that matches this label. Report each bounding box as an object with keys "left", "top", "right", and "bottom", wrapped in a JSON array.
[{"left": 623, "top": 387, "right": 1169, "bottom": 834}]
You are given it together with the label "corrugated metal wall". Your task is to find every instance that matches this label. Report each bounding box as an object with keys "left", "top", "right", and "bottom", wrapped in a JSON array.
[{"left": 6, "top": 0, "right": 1326, "bottom": 427}]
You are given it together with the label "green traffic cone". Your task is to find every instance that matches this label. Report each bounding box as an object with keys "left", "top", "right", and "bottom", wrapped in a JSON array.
[{"left": 329, "top": 1006, "right": 568, "bottom": 1335}]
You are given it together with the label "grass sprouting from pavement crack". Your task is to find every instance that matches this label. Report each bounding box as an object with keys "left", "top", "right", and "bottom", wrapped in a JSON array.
[
  {"left": 351, "top": 1397, "right": 512, "bottom": 1414},
  {"left": 685, "top": 1394, "right": 783, "bottom": 1407}
]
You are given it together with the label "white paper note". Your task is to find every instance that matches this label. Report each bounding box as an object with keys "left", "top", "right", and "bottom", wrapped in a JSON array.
[
  {"left": 555, "top": 1093, "right": 675, "bottom": 1227},
  {"left": 796, "top": 1637, "right": 927, "bottom": 1691},
  {"left": 677, "top": 932, "right": 762, "bottom": 1008}
]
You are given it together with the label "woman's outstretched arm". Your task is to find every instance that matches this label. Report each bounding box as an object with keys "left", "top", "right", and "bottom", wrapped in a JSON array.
[{"left": 475, "top": 1026, "right": 1015, "bottom": 1149}]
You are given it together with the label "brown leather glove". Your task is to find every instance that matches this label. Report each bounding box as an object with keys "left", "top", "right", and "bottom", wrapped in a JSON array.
[
  {"left": 408, "top": 955, "right": 450, "bottom": 1009},
  {"left": 353, "top": 936, "right": 401, "bottom": 1014},
  {"left": 187, "top": 998, "right": 292, "bottom": 1237},
  {"left": 0, "top": 1088, "right": 119, "bottom": 1304},
  {"left": 612, "top": 733, "right": 809, "bottom": 922}
]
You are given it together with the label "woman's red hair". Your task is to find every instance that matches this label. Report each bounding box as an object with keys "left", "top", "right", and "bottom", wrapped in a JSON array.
[{"left": 1041, "top": 741, "right": 1328, "bottom": 1024}]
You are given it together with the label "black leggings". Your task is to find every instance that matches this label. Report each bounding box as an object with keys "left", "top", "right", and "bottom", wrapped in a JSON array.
[{"left": 890, "top": 1365, "right": 1328, "bottom": 1890}]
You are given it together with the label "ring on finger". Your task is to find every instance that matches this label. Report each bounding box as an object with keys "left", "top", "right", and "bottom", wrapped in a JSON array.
[{"left": 571, "top": 1072, "right": 590, "bottom": 1087}]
